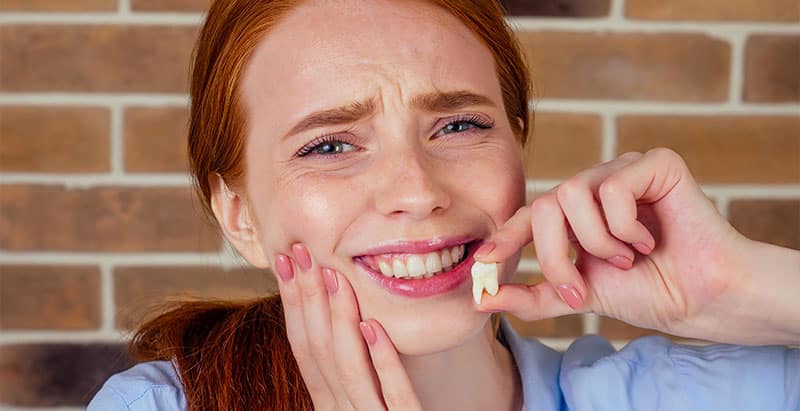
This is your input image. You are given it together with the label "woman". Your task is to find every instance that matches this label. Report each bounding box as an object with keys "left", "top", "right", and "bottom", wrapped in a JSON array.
[{"left": 89, "top": 0, "right": 800, "bottom": 410}]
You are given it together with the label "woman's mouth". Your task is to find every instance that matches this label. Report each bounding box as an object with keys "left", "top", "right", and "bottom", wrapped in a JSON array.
[{"left": 353, "top": 238, "right": 479, "bottom": 298}]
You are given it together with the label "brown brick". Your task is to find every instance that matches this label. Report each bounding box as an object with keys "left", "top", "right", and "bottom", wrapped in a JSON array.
[
  {"left": 617, "top": 115, "right": 800, "bottom": 183},
  {"left": 598, "top": 316, "right": 678, "bottom": 340},
  {"left": 124, "top": 106, "right": 189, "bottom": 173},
  {"left": 744, "top": 35, "right": 800, "bottom": 103},
  {"left": 132, "top": 0, "right": 208, "bottom": 11},
  {"left": 0, "top": 343, "right": 132, "bottom": 406},
  {"left": 524, "top": 112, "right": 603, "bottom": 179},
  {"left": 517, "top": 31, "right": 730, "bottom": 101},
  {"left": 500, "top": 0, "right": 610, "bottom": 17},
  {"left": 0, "top": 106, "right": 110, "bottom": 173},
  {"left": 0, "top": 25, "right": 197, "bottom": 92},
  {"left": 0, "top": 0, "right": 116, "bottom": 11},
  {"left": 114, "top": 265, "right": 278, "bottom": 329},
  {"left": 626, "top": 0, "right": 800, "bottom": 22},
  {"left": 0, "top": 265, "right": 100, "bottom": 330},
  {"left": 729, "top": 199, "right": 800, "bottom": 249},
  {"left": 0, "top": 185, "right": 220, "bottom": 251}
]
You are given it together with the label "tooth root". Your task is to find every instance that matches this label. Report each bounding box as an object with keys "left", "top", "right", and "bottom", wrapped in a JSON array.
[
  {"left": 470, "top": 262, "right": 499, "bottom": 304},
  {"left": 473, "top": 281, "right": 485, "bottom": 305},
  {"left": 425, "top": 252, "right": 442, "bottom": 274}
]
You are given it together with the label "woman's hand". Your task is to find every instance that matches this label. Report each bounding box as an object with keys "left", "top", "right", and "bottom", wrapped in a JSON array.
[
  {"left": 273, "top": 243, "right": 423, "bottom": 410},
  {"left": 474, "top": 148, "right": 779, "bottom": 344}
]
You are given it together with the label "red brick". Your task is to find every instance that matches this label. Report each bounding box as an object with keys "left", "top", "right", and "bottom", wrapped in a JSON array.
[
  {"left": 0, "top": 343, "right": 132, "bottom": 406},
  {"left": 744, "top": 35, "right": 800, "bottom": 102},
  {"left": 617, "top": 115, "right": 800, "bottom": 183},
  {"left": 517, "top": 31, "right": 730, "bottom": 101},
  {"left": 114, "top": 265, "right": 277, "bottom": 329},
  {"left": 598, "top": 316, "right": 678, "bottom": 340},
  {"left": 0, "top": 106, "right": 110, "bottom": 173},
  {"left": 0, "top": 25, "right": 197, "bottom": 92},
  {"left": 626, "top": 0, "right": 800, "bottom": 22},
  {"left": 0, "top": 265, "right": 100, "bottom": 330},
  {"left": 525, "top": 112, "right": 603, "bottom": 179},
  {"left": 506, "top": 313, "right": 584, "bottom": 338},
  {"left": 124, "top": 106, "right": 189, "bottom": 173},
  {"left": 728, "top": 199, "right": 800, "bottom": 250},
  {"left": 500, "top": 0, "right": 610, "bottom": 17},
  {"left": 132, "top": 0, "right": 208, "bottom": 12},
  {"left": 0, "top": 0, "right": 116, "bottom": 11},
  {"left": 0, "top": 185, "right": 220, "bottom": 251}
]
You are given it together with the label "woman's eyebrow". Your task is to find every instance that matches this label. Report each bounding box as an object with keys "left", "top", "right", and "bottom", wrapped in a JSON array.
[{"left": 283, "top": 90, "right": 495, "bottom": 139}]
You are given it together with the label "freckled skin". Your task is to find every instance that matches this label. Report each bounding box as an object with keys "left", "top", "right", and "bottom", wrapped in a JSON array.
[{"left": 238, "top": 0, "right": 525, "bottom": 354}]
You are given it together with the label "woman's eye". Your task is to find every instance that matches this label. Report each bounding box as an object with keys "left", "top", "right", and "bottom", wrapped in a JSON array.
[
  {"left": 298, "top": 140, "right": 357, "bottom": 157},
  {"left": 435, "top": 117, "right": 492, "bottom": 138}
]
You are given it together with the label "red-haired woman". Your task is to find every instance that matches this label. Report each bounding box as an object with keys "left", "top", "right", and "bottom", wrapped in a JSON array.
[{"left": 89, "top": 1, "right": 799, "bottom": 410}]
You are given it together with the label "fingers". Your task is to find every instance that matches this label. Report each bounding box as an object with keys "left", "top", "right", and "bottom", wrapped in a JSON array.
[
  {"left": 326, "top": 268, "right": 386, "bottom": 409},
  {"left": 473, "top": 205, "right": 533, "bottom": 263},
  {"left": 273, "top": 253, "right": 334, "bottom": 409},
  {"left": 290, "top": 244, "right": 353, "bottom": 410},
  {"left": 476, "top": 282, "right": 579, "bottom": 319},
  {"left": 360, "top": 320, "right": 424, "bottom": 411}
]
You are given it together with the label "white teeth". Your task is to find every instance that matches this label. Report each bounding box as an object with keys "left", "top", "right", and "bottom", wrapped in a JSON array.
[
  {"left": 441, "top": 249, "right": 453, "bottom": 268},
  {"left": 424, "top": 252, "right": 442, "bottom": 274},
  {"left": 406, "top": 255, "right": 426, "bottom": 277},
  {"left": 471, "top": 261, "right": 499, "bottom": 305},
  {"left": 451, "top": 245, "right": 464, "bottom": 265},
  {"left": 378, "top": 261, "right": 393, "bottom": 277},
  {"left": 392, "top": 259, "right": 409, "bottom": 278}
]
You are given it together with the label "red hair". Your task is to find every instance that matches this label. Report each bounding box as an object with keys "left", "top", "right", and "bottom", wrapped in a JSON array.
[{"left": 130, "top": 1, "right": 532, "bottom": 409}]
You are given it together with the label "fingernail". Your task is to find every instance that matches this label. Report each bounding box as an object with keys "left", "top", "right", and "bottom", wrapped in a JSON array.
[
  {"left": 633, "top": 242, "right": 652, "bottom": 254},
  {"left": 474, "top": 241, "right": 496, "bottom": 260},
  {"left": 359, "top": 321, "right": 377, "bottom": 346},
  {"left": 291, "top": 243, "right": 312, "bottom": 271},
  {"left": 557, "top": 284, "right": 584, "bottom": 310},
  {"left": 322, "top": 268, "right": 338, "bottom": 295},
  {"left": 275, "top": 254, "right": 295, "bottom": 282},
  {"left": 607, "top": 255, "right": 633, "bottom": 269}
]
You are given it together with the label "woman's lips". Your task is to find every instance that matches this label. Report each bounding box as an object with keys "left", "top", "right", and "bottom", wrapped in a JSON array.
[{"left": 353, "top": 241, "right": 477, "bottom": 298}]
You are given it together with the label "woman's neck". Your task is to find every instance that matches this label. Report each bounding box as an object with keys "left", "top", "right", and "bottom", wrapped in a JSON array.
[{"left": 398, "top": 319, "right": 523, "bottom": 411}]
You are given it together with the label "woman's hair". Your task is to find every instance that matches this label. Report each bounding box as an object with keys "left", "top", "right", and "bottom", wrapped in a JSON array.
[{"left": 129, "top": 0, "right": 533, "bottom": 409}]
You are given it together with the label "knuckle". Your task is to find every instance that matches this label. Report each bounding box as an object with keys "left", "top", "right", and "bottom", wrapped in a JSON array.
[
  {"left": 597, "top": 178, "right": 624, "bottom": 198},
  {"left": 308, "top": 338, "right": 332, "bottom": 361},
  {"left": 300, "top": 284, "right": 325, "bottom": 300},
  {"left": 555, "top": 179, "right": 585, "bottom": 203},
  {"left": 530, "top": 194, "right": 558, "bottom": 216},
  {"left": 617, "top": 151, "right": 643, "bottom": 161}
]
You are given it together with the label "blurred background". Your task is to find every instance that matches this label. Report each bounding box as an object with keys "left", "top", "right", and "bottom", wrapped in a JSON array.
[{"left": 0, "top": 0, "right": 798, "bottom": 408}]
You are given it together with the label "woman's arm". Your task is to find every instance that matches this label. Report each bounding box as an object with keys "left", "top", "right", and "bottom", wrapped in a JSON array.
[{"left": 680, "top": 238, "right": 800, "bottom": 346}]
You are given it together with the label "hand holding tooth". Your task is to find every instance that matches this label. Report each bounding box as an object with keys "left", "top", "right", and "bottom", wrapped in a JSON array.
[{"left": 471, "top": 261, "right": 499, "bottom": 305}]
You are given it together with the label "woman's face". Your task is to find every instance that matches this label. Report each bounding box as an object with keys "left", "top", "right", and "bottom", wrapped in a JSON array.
[{"left": 238, "top": 0, "right": 526, "bottom": 354}]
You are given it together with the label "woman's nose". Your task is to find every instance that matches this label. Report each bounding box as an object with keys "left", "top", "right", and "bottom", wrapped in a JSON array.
[{"left": 372, "top": 147, "right": 451, "bottom": 220}]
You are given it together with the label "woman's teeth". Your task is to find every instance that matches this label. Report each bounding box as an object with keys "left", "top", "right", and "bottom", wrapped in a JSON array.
[{"left": 366, "top": 244, "right": 466, "bottom": 279}]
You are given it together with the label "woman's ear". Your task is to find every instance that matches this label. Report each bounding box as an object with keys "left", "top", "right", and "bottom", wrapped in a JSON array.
[{"left": 209, "top": 173, "right": 269, "bottom": 268}]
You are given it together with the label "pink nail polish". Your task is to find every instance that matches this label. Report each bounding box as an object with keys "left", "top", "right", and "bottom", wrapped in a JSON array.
[
  {"left": 557, "top": 284, "right": 584, "bottom": 310},
  {"left": 634, "top": 242, "right": 653, "bottom": 254},
  {"left": 275, "top": 254, "right": 295, "bottom": 282},
  {"left": 291, "top": 243, "right": 313, "bottom": 271},
  {"left": 607, "top": 255, "right": 633, "bottom": 269},
  {"left": 359, "top": 321, "right": 377, "bottom": 346},
  {"left": 322, "top": 268, "right": 338, "bottom": 295},
  {"left": 474, "top": 241, "right": 496, "bottom": 260}
]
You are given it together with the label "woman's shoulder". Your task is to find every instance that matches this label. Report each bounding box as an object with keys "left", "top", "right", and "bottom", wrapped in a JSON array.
[
  {"left": 559, "top": 334, "right": 799, "bottom": 411},
  {"left": 88, "top": 359, "right": 188, "bottom": 411}
]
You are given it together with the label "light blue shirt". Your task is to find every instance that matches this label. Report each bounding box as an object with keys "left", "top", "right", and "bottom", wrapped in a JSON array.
[{"left": 89, "top": 315, "right": 800, "bottom": 410}]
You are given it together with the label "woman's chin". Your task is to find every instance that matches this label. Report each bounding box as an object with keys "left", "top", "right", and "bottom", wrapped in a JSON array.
[{"left": 377, "top": 303, "right": 491, "bottom": 356}]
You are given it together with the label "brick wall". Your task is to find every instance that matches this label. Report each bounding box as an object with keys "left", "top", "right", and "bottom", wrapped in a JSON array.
[{"left": 0, "top": 0, "right": 798, "bottom": 408}]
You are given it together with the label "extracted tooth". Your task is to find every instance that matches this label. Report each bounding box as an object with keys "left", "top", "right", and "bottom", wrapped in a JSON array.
[
  {"left": 424, "top": 252, "right": 442, "bottom": 274},
  {"left": 407, "top": 255, "right": 426, "bottom": 277},
  {"left": 378, "top": 261, "right": 393, "bottom": 277},
  {"left": 470, "top": 261, "right": 499, "bottom": 304}
]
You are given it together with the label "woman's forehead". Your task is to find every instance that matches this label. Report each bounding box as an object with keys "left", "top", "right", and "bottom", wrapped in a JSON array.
[{"left": 240, "top": 0, "right": 500, "bottom": 132}]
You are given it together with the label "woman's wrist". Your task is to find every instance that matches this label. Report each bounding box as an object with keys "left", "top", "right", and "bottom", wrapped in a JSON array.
[{"left": 677, "top": 237, "right": 800, "bottom": 346}]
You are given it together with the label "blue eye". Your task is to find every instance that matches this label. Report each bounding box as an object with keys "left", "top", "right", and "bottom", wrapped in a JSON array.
[
  {"left": 436, "top": 115, "right": 493, "bottom": 137},
  {"left": 297, "top": 136, "right": 358, "bottom": 157}
]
